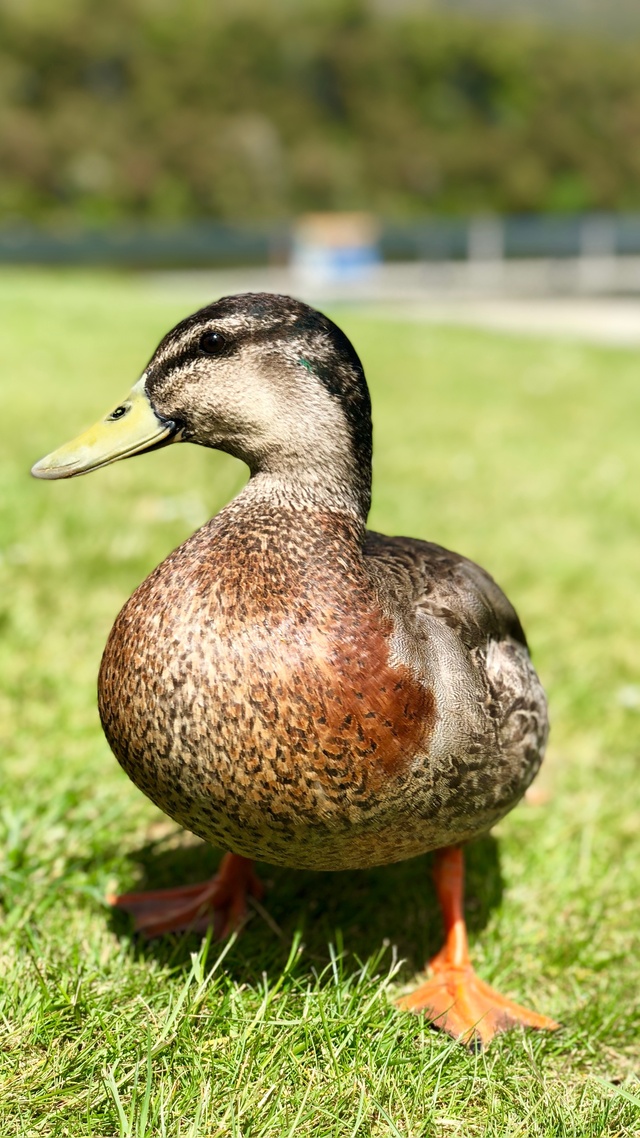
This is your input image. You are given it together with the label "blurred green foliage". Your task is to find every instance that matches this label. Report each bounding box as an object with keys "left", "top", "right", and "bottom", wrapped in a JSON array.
[{"left": 1, "top": 0, "right": 640, "bottom": 224}]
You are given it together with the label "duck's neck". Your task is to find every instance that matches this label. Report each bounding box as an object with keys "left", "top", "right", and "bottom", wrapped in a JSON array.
[
  {"left": 218, "top": 351, "right": 373, "bottom": 523},
  {"left": 235, "top": 408, "right": 372, "bottom": 526},
  {"left": 235, "top": 468, "right": 368, "bottom": 537}
]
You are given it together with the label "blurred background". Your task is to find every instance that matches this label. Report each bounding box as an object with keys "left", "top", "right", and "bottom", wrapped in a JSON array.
[{"left": 1, "top": 0, "right": 640, "bottom": 337}]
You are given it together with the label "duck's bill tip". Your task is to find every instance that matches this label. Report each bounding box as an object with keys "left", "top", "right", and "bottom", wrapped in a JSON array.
[
  {"left": 30, "top": 380, "right": 177, "bottom": 481},
  {"left": 30, "top": 455, "right": 74, "bottom": 480}
]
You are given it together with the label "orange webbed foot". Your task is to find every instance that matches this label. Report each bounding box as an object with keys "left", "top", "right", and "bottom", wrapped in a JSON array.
[
  {"left": 396, "top": 959, "right": 559, "bottom": 1047},
  {"left": 108, "top": 853, "right": 263, "bottom": 939},
  {"left": 396, "top": 847, "right": 559, "bottom": 1047}
]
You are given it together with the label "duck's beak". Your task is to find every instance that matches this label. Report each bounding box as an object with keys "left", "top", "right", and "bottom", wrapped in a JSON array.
[{"left": 31, "top": 377, "right": 178, "bottom": 480}]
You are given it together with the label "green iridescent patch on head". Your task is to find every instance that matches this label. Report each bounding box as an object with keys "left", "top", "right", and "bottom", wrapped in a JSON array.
[{"left": 298, "top": 357, "right": 314, "bottom": 373}]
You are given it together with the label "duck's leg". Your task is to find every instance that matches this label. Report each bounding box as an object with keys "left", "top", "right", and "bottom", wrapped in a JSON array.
[
  {"left": 108, "top": 853, "right": 263, "bottom": 939},
  {"left": 396, "top": 847, "right": 558, "bottom": 1047}
]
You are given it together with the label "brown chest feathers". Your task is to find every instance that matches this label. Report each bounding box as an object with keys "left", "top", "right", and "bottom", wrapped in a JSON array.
[{"left": 98, "top": 505, "right": 439, "bottom": 870}]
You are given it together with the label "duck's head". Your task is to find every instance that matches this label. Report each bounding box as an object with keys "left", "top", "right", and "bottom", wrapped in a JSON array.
[{"left": 32, "top": 293, "right": 373, "bottom": 518}]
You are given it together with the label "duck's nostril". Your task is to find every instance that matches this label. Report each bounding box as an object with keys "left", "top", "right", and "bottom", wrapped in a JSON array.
[{"left": 108, "top": 405, "right": 129, "bottom": 421}]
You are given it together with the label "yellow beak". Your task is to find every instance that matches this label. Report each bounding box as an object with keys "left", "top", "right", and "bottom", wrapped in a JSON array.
[{"left": 31, "top": 378, "right": 178, "bottom": 480}]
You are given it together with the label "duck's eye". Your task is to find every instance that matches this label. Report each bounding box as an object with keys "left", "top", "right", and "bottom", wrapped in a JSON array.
[
  {"left": 108, "top": 405, "right": 129, "bottom": 421},
  {"left": 199, "top": 331, "right": 227, "bottom": 355}
]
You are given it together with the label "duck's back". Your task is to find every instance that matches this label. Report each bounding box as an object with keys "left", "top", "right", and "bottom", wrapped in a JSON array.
[{"left": 98, "top": 502, "right": 547, "bottom": 870}]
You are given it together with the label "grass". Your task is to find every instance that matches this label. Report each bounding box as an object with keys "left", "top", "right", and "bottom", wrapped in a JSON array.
[{"left": 1, "top": 268, "right": 639, "bottom": 1136}]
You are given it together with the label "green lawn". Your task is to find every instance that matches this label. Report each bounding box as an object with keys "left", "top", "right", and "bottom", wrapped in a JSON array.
[{"left": 1, "top": 270, "right": 639, "bottom": 1136}]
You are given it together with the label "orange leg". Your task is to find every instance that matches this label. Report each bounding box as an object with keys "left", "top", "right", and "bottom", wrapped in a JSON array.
[
  {"left": 108, "top": 853, "right": 264, "bottom": 939},
  {"left": 396, "top": 847, "right": 559, "bottom": 1047}
]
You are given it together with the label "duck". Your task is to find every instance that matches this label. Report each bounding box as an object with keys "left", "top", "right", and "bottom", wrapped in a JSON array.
[{"left": 32, "top": 292, "right": 558, "bottom": 1046}]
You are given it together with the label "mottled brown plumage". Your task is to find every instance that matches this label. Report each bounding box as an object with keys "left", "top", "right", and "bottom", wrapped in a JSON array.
[
  {"left": 34, "top": 292, "right": 556, "bottom": 1044},
  {"left": 99, "top": 499, "right": 545, "bottom": 871},
  {"left": 96, "top": 294, "right": 546, "bottom": 871}
]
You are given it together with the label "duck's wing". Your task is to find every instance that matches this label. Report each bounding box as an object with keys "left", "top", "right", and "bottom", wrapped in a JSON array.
[
  {"left": 364, "top": 529, "right": 547, "bottom": 813},
  {"left": 364, "top": 530, "right": 527, "bottom": 652}
]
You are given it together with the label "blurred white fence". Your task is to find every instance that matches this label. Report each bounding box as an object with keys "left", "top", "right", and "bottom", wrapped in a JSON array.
[{"left": 4, "top": 213, "right": 640, "bottom": 297}]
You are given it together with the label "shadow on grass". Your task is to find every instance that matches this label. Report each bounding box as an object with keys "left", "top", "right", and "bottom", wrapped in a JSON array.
[{"left": 108, "top": 831, "right": 504, "bottom": 985}]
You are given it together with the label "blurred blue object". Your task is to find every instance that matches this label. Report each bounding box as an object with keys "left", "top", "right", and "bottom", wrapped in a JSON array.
[{"left": 291, "top": 213, "right": 381, "bottom": 286}]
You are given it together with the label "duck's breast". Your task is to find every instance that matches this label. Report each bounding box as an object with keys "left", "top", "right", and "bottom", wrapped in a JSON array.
[{"left": 98, "top": 507, "right": 437, "bottom": 869}]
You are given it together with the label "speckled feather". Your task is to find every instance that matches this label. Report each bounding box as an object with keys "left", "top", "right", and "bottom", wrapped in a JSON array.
[{"left": 97, "top": 293, "right": 547, "bottom": 872}]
